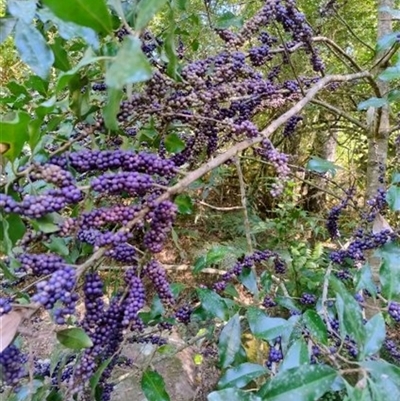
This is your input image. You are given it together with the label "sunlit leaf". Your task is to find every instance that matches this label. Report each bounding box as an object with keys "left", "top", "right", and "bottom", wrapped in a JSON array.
[
  {"left": 141, "top": 369, "right": 171, "bottom": 401},
  {"left": 135, "top": 0, "right": 168, "bottom": 32},
  {"left": 208, "top": 388, "right": 261, "bottom": 401},
  {"left": 57, "top": 328, "right": 93, "bottom": 350},
  {"left": 14, "top": 20, "right": 54, "bottom": 79},
  {"left": 218, "top": 314, "right": 241, "bottom": 369},
  {"left": 8, "top": 0, "right": 37, "bottom": 23},
  {"left": 105, "top": 36, "right": 153, "bottom": 89},
  {"left": 357, "top": 97, "right": 388, "bottom": 110},
  {"left": 258, "top": 364, "right": 337, "bottom": 400},
  {"left": 0, "top": 111, "right": 30, "bottom": 161},
  {"left": 42, "top": 0, "right": 112, "bottom": 34}
]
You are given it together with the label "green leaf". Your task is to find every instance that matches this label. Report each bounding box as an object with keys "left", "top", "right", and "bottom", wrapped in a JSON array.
[
  {"left": 163, "top": 11, "right": 179, "bottom": 80},
  {"left": 208, "top": 388, "right": 261, "bottom": 401},
  {"left": 377, "top": 31, "right": 400, "bottom": 51},
  {"left": 280, "top": 339, "right": 309, "bottom": 372},
  {"left": 105, "top": 36, "right": 153, "bottom": 89},
  {"left": 206, "top": 245, "right": 234, "bottom": 265},
  {"left": 306, "top": 156, "right": 341, "bottom": 176},
  {"left": 0, "top": 17, "right": 17, "bottom": 44},
  {"left": 258, "top": 364, "right": 337, "bottom": 401},
  {"left": 165, "top": 133, "right": 185, "bottom": 153},
  {"left": 379, "top": 6, "right": 400, "bottom": 19},
  {"left": 0, "top": 111, "right": 30, "bottom": 161},
  {"left": 89, "top": 358, "right": 112, "bottom": 398},
  {"left": 141, "top": 369, "right": 171, "bottom": 401},
  {"left": 355, "top": 264, "right": 377, "bottom": 297},
  {"left": 173, "top": 0, "right": 187, "bottom": 11},
  {"left": 135, "top": 0, "right": 168, "bottom": 32},
  {"left": 31, "top": 214, "right": 61, "bottom": 233},
  {"left": 379, "top": 64, "right": 400, "bottom": 81},
  {"left": 0, "top": 214, "right": 26, "bottom": 247},
  {"left": 218, "top": 363, "right": 267, "bottom": 389},
  {"left": 216, "top": 12, "right": 244, "bottom": 29},
  {"left": 343, "top": 381, "right": 372, "bottom": 401},
  {"left": 302, "top": 310, "right": 328, "bottom": 345},
  {"left": 174, "top": 194, "right": 193, "bottom": 215},
  {"left": 0, "top": 214, "right": 13, "bottom": 254},
  {"left": 50, "top": 37, "right": 71, "bottom": 71},
  {"left": 332, "top": 277, "right": 366, "bottom": 354},
  {"left": 275, "top": 296, "right": 301, "bottom": 313},
  {"left": 14, "top": 20, "right": 54, "bottom": 79},
  {"left": 103, "top": 88, "right": 123, "bottom": 131},
  {"left": 247, "top": 307, "right": 291, "bottom": 341},
  {"left": 386, "top": 185, "right": 400, "bottom": 211},
  {"left": 197, "top": 288, "right": 229, "bottom": 321},
  {"left": 37, "top": 8, "right": 99, "bottom": 49},
  {"left": 44, "top": 238, "right": 69, "bottom": 257},
  {"left": 193, "top": 255, "right": 207, "bottom": 274},
  {"left": 362, "top": 361, "right": 400, "bottom": 398},
  {"left": 362, "top": 313, "right": 385, "bottom": 358},
  {"left": 391, "top": 172, "right": 400, "bottom": 184},
  {"left": 357, "top": 97, "right": 388, "bottom": 110},
  {"left": 388, "top": 89, "right": 400, "bottom": 103},
  {"left": 24, "top": 75, "right": 49, "bottom": 95},
  {"left": 377, "top": 242, "right": 400, "bottom": 299},
  {"left": 42, "top": 0, "right": 112, "bottom": 34},
  {"left": 238, "top": 268, "right": 258, "bottom": 296},
  {"left": 57, "top": 328, "right": 93, "bottom": 350},
  {"left": 218, "top": 314, "right": 241, "bottom": 369},
  {"left": 8, "top": 0, "right": 37, "bottom": 23}
]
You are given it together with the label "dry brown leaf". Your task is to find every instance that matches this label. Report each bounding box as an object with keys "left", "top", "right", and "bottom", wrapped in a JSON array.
[
  {"left": 372, "top": 213, "right": 393, "bottom": 234},
  {"left": 0, "top": 310, "right": 23, "bottom": 352},
  {"left": 0, "top": 143, "right": 10, "bottom": 154}
]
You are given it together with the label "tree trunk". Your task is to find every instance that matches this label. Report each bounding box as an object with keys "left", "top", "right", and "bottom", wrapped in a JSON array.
[
  {"left": 365, "top": 0, "right": 393, "bottom": 318},
  {"left": 302, "top": 129, "right": 338, "bottom": 213}
]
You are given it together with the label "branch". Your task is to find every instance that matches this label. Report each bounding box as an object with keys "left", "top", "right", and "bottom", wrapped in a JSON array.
[
  {"left": 332, "top": 10, "right": 375, "bottom": 52},
  {"left": 12, "top": 71, "right": 372, "bottom": 331},
  {"left": 234, "top": 157, "right": 253, "bottom": 254},
  {"left": 197, "top": 200, "right": 244, "bottom": 211},
  {"left": 310, "top": 99, "right": 368, "bottom": 130}
]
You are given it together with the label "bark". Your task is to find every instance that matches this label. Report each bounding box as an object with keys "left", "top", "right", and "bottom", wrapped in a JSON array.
[
  {"left": 365, "top": 0, "right": 394, "bottom": 318},
  {"left": 302, "top": 129, "right": 338, "bottom": 213},
  {"left": 366, "top": 0, "right": 393, "bottom": 201}
]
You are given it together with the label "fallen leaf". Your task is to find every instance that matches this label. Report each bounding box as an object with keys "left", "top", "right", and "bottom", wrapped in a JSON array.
[
  {"left": 0, "top": 310, "right": 23, "bottom": 352},
  {"left": 372, "top": 213, "right": 393, "bottom": 234}
]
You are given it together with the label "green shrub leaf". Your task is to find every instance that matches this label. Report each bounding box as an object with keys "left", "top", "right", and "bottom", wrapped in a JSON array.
[
  {"left": 42, "top": 0, "right": 112, "bottom": 34},
  {"left": 141, "top": 369, "right": 171, "bottom": 401},
  {"left": 57, "top": 328, "right": 93, "bottom": 350}
]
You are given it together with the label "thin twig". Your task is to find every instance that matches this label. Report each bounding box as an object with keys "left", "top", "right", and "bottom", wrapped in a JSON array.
[
  {"left": 234, "top": 157, "right": 253, "bottom": 254},
  {"left": 197, "top": 200, "right": 243, "bottom": 211}
]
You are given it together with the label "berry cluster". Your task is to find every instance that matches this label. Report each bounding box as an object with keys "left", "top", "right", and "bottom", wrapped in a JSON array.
[
  {"left": 175, "top": 305, "right": 193, "bottom": 324},
  {"left": 144, "top": 260, "right": 174, "bottom": 306},
  {"left": 122, "top": 271, "right": 146, "bottom": 329},
  {"left": 388, "top": 302, "right": 400, "bottom": 323},
  {"left": 144, "top": 201, "right": 177, "bottom": 253},
  {"left": 214, "top": 250, "right": 285, "bottom": 292},
  {"left": 326, "top": 188, "right": 355, "bottom": 239},
  {"left": 262, "top": 295, "right": 277, "bottom": 308},
  {"left": 300, "top": 293, "right": 316, "bottom": 305},
  {"left": 282, "top": 115, "right": 303, "bottom": 137},
  {"left": 91, "top": 171, "right": 154, "bottom": 196},
  {"left": 32, "top": 265, "right": 78, "bottom": 325},
  {"left": 0, "top": 345, "right": 27, "bottom": 386},
  {"left": 128, "top": 335, "right": 167, "bottom": 346},
  {"left": 0, "top": 298, "right": 12, "bottom": 316},
  {"left": 330, "top": 229, "right": 396, "bottom": 264},
  {"left": 17, "top": 253, "right": 66, "bottom": 275},
  {"left": 258, "top": 139, "right": 290, "bottom": 196}
]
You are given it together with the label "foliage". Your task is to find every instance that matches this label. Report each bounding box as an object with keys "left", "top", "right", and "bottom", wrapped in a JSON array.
[{"left": 0, "top": 0, "right": 400, "bottom": 401}]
